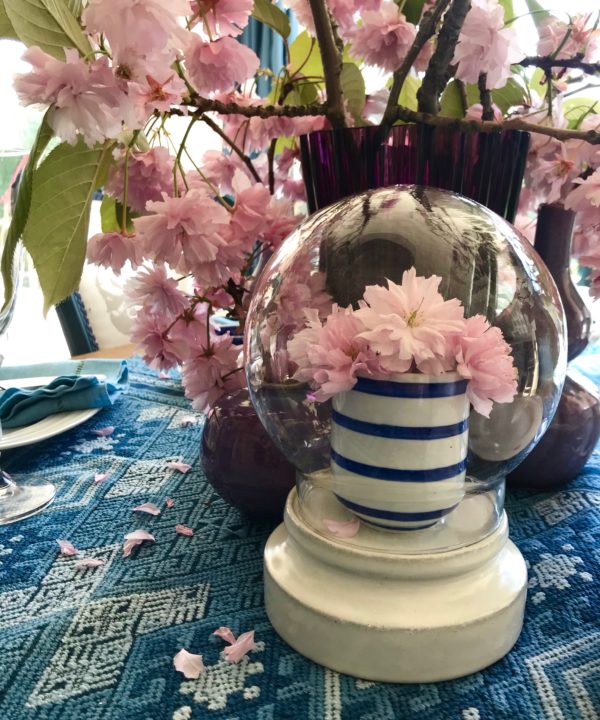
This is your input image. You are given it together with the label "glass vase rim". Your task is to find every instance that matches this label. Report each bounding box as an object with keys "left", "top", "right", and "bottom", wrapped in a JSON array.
[{"left": 298, "top": 124, "right": 531, "bottom": 143}]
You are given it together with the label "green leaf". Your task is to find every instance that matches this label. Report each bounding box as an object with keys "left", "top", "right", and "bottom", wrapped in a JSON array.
[
  {"left": 440, "top": 81, "right": 466, "bottom": 118},
  {"left": 398, "top": 75, "right": 421, "bottom": 112},
  {"left": 491, "top": 78, "right": 527, "bottom": 114},
  {"left": 289, "top": 31, "right": 324, "bottom": 80},
  {"left": 65, "top": 0, "right": 82, "bottom": 16},
  {"left": 100, "top": 195, "right": 135, "bottom": 233},
  {"left": 498, "top": 0, "right": 514, "bottom": 21},
  {"left": 523, "top": 0, "right": 550, "bottom": 28},
  {"left": 252, "top": 0, "right": 290, "bottom": 39},
  {"left": 5, "top": 0, "right": 90, "bottom": 59},
  {"left": 284, "top": 80, "right": 319, "bottom": 106},
  {"left": 1, "top": 113, "right": 54, "bottom": 311},
  {"left": 0, "top": 0, "right": 19, "bottom": 39},
  {"left": 22, "top": 140, "right": 112, "bottom": 313},
  {"left": 340, "top": 62, "right": 365, "bottom": 121},
  {"left": 403, "top": 0, "right": 425, "bottom": 25}
]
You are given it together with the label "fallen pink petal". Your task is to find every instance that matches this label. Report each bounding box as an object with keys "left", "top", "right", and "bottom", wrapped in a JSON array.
[
  {"left": 57, "top": 539, "right": 78, "bottom": 556},
  {"left": 180, "top": 415, "right": 197, "bottom": 427},
  {"left": 94, "top": 473, "right": 108, "bottom": 483},
  {"left": 74, "top": 558, "right": 105, "bottom": 568},
  {"left": 223, "top": 630, "right": 257, "bottom": 663},
  {"left": 213, "top": 626, "right": 237, "bottom": 645},
  {"left": 123, "top": 529, "right": 155, "bottom": 557},
  {"left": 91, "top": 426, "right": 115, "bottom": 437},
  {"left": 323, "top": 517, "right": 361, "bottom": 538},
  {"left": 175, "top": 524, "right": 194, "bottom": 537},
  {"left": 173, "top": 648, "right": 204, "bottom": 679},
  {"left": 165, "top": 497, "right": 174, "bottom": 508},
  {"left": 132, "top": 502, "right": 161, "bottom": 516},
  {"left": 166, "top": 461, "right": 192, "bottom": 474}
]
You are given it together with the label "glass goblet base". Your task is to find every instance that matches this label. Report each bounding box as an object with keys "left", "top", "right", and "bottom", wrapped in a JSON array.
[{"left": 0, "top": 473, "right": 56, "bottom": 524}]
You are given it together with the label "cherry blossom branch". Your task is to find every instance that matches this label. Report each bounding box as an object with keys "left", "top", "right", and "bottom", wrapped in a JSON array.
[
  {"left": 390, "top": 104, "right": 600, "bottom": 144},
  {"left": 477, "top": 73, "right": 495, "bottom": 120},
  {"left": 418, "top": 0, "right": 471, "bottom": 114},
  {"left": 307, "top": 0, "right": 346, "bottom": 128},
  {"left": 518, "top": 55, "right": 600, "bottom": 75},
  {"left": 381, "top": 0, "right": 452, "bottom": 130},
  {"left": 182, "top": 96, "right": 328, "bottom": 118},
  {"left": 198, "top": 113, "right": 262, "bottom": 184}
]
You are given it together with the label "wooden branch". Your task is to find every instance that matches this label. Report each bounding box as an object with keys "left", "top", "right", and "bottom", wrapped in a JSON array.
[
  {"left": 478, "top": 73, "right": 495, "bottom": 120},
  {"left": 307, "top": 0, "right": 346, "bottom": 128},
  {"left": 184, "top": 95, "right": 328, "bottom": 118},
  {"left": 456, "top": 78, "right": 468, "bottom": 114},
  {"left": 519, "top": 55, "right": 600, "bottom": 75},
  {"left": 381, "top": 0, "right": 452, "bottom": 129},
  {"left": 390, "top": 104, "right": 600, "bottom": 144},
  {"left": 417, "top": 0, "right": 471, "bottom": 114}
]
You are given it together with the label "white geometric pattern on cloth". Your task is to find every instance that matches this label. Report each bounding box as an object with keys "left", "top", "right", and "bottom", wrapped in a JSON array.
[
  {"left": 528, "top": 552, "right": 592, "bottom": 590},
  {"left": 179, "top": 643, "right": 264, "bottom": 711},
  {"left": 27, "top": 584, "right": 209, "bottom": 707},
  {"left": 534, "top": 491, "right": 600, "bottom": 526},
  {"left": 526, "top": 634, "right": 600, "bottom": 720},
  {"left": 324, "top": 668, "right": 341, "bottom": 720}
]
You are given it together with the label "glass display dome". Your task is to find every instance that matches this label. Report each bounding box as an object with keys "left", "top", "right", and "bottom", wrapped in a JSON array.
[{"left": 245, "top": 186, "right": 567, "bottom": 554}]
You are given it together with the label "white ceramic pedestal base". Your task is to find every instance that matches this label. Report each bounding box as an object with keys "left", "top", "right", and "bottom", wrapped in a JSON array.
[{"left": 264, "top": 488, "right": 527, "bottom": 683}]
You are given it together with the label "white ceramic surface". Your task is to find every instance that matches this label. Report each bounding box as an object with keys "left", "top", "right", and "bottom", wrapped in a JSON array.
[
  {"left": 264, "top": 488, "right": 528, "bottom": 683},
  {"left": 0, "top": 408, "right": 100, "bottom": 450},
  {"left": 331, "top": 373, "right": 470, "bottom": 530}
]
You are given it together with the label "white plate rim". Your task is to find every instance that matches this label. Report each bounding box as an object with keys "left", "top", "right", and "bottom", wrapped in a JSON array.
[{"left": 0, "top": 408, "right": 101, "bottom": 450}]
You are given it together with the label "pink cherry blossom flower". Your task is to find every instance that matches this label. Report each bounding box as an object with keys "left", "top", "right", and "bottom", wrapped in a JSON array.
[
  {"left": 57, "top": 539, "right": 78, "bottom": 556},
  {"left": 527, "top": 145, "right": 579, "bottom": 205},
  {"left": 465, "top": 103, "right": 503, "bottom": 122},
  {"left": 185, "top": 36, "right": 259, "bottom": 95},
  {"left": 83, "top": 0, "right": 191, "bottom": 62},
  {"left": 14, "top": 48, "right": 128, "bottom": 145},
  {"left": 173, "top": 649, "right": 204, "bottom": 679},
  {"left": 166, "top": 461, "right": 192, "bottom": 473},
  {"left": 565, "top": 169, "right": 600, "bottom": 212},
  {"left": 94, "top": 472, "right": 109, "bottom": 483},
  {"left": 191, "top": 0, "right": 254, "bottom": 38},
  {"left": 180, "top": 415, "right": 198, "bottom": 427},
  {"left": 129, "top": 73, "right": 186, "bottom": 123},
  {"left": 323, "top": 517, "right": 360, "bottom": 538},
  {"left": 87, "top": 231, "right": 142, "bottom": 274},
  {"left": 106, "top": 147, "right": 174, "bottom": 214},
  {"left": 165, "top": 497, "right": 174, "bottom": 508},
  {"left": 130, "top": 309, "right": 190, "bottom": 370},
  {"left": 127, "top": 265, "right": 189, "bottom": 317},
  {"left": 223, "top": 630, "right": 257, "bottom": 663},
  {"left": 454, "top": 315, "right": 518, "bottom": 417},
  {"left": 204, "top": 287, "right": 235, "bottom": 309},
  {"left": 182, "top": 334, "right": 246, "bottom": 411},
  {"left": 213, "top": 626, "right": 237, "bottom": 644},
  {"left": 134, "top": 190, "right": 231, "bottom": 279},
  {"left": 74, "top": 558, "right": 105, "bottom": 568},
  {"left": 230, "top": 172, "right": 271, "bottom": 242},
  {"left": 355, "top": 270, "right": 467, "bottom": 375},
  {"left": 348, "top": 3, "right": 416, "bottom": 73},
  {"left": 453, "top": 0, "right": 523, "bottom": 89},
  {"left": 175, "top": 524, "right": 194, "bottom": 536},
  {"left": 538, "top": 15, "right": 599, "bottom": 62},
  {"left": 257, "top": 197, "right": 303, "bottom": 250},
  {"left": 198, "top": 150, "right": 264, "bottom": 195},
  {"left": 288, "top": 306, "right": 380, "bottom": 401},
  {"left": 133, "top": 502, "right": 162, "bottom": 516}
]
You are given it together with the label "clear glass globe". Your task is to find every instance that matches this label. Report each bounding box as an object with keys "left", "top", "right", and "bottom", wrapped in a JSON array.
[{"left": 245, "top": 186, "right": 567, "bottom": 553}]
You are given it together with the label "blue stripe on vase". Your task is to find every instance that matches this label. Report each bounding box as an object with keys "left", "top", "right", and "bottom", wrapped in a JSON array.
[
  {"left": 331, "top": 449, "right": 466, "bottom": 481},
  {"left": 336, "top": 495, "right": 458, "bottom": 521},
  {"left": 332, "top": 410, "right": 468, "bottom": 440},
  {"left": 353, "top": 377, "right": 468, "bottom": 398}
]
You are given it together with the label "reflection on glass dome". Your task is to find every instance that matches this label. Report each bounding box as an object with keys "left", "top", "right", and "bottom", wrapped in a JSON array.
[{"left": 245, "top": 186, "right": 566, "bottom": 553}]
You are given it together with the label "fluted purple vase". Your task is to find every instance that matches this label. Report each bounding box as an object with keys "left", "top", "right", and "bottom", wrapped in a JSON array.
[{"left": 300, "top": 125, "right": 530, "bottom": 221}]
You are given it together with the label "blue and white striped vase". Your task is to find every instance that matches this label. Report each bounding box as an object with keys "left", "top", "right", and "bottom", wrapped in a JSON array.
[{"left": 330, "top": 373, "right": 470, "bottom": 531}]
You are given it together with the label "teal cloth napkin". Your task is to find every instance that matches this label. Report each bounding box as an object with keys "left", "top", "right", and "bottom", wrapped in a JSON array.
[{"left": 0, "top": 359, "right": 128, "bottom": 429}]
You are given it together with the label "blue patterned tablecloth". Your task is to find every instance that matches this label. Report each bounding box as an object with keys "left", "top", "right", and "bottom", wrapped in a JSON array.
[{"left": 1, "top": 353, "right": 599, "bottom": 720}]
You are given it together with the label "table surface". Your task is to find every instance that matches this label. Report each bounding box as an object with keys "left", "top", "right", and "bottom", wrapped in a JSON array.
[{"left": 1, "top": 352, "right": 599, "bottom": 720}]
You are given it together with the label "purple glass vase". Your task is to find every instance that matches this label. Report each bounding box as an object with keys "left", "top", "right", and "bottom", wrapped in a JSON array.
[
  {"left": 300, "top": 125, "right": 530, "bottom": 221},
  {"left": 508, "top": 204, "right": 600, "bottom": 490}
]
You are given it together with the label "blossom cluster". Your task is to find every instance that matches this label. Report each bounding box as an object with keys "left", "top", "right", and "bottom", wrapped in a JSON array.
[
  {"left": 9, "top": 0, "right": 600, "bottom": 409},
  {"left": 288, "top": 269, "right": 518, "bottom": 417}
]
